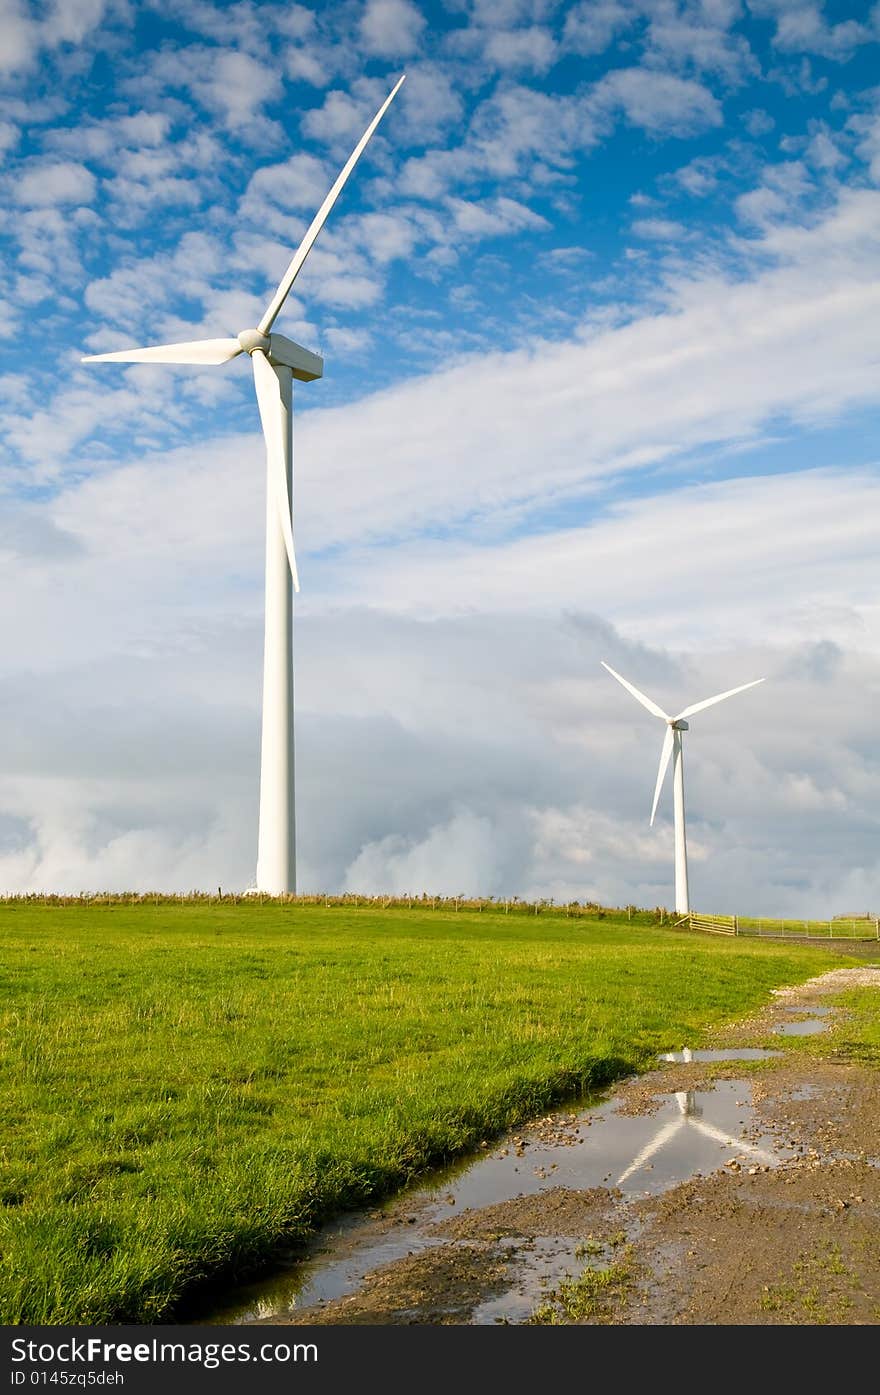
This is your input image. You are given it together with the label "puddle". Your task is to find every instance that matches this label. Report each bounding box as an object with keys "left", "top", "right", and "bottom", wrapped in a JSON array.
[
  {"left": 204, "top": 1077, "right": 793, "bottom": 1325},
  {"left": 774, "top": 1018, "right": 830, "bottom": 1036},
  {"left": 659, "top": 1048, "right": 781, "bottom": 1063}
]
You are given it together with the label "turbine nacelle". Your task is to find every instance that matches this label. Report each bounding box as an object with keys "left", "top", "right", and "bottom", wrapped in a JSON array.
[
  {"left": 265, "top": 333, "right": 323, "bottom": 382},
  {"left": 669, "top": 719, "right": 689, "bottom": 731},
  {"left": 237, "top": 329, "right": 323, "bottom": 381}
]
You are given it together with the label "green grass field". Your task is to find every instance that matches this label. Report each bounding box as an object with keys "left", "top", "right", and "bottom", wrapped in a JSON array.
[{"left": 0, "top": 901, "right": 846, "bottom": 1324}]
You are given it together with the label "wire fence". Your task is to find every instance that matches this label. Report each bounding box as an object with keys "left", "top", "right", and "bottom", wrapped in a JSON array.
[
  {"left": 735, "top": 914, "right": 879, "bottom": 940},
  {"left": 0, "top": 890, "right": 671, "bottom": 924},
  {"left": 685, "top": 911, "right": 879, "bottom": 940}
]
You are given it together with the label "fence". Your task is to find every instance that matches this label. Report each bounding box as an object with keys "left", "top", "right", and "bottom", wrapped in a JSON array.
[
  {"left": 688, "top": 911, "right": 879, "bottom": 940},
  {"left": 0, "top": 891, "right": 669, "bottom": 925},
  {"left": 688, "top": 912, "right": 738, "bottom": 936}
]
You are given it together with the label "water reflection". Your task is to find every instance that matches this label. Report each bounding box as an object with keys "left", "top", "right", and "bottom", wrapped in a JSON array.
[{"left": 616, "top": 1085, "right": 775, "bottom": 1186}]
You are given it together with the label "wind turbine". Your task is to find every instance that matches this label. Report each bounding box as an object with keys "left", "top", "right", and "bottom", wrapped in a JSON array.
[
  {"left": 600, "top": 662, "right": 764, "bottom": 915},
  {"left": 81, "top": 76, "right": 406, "bottom": 896}
]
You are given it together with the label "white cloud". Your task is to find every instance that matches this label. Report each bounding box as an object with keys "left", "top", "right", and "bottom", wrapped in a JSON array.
[
  {"left": 201, "top": 48, "right": 283, "bottom": 127},
  {"left": 49, "top": 0, "right": 114, "bottom": 45},
  {"left": 850, "top": 101, "right": 880, "bottom": 183},
  {"left": 45, "top": 111, "right": 172, "bottom": 161},
  {"left": 806, "top": 126, "right": 846, "bottom": 170},
  {"left": 644, "top": 6, "right": 758, "bottom": 84},
  {"left": 0, "top": 0, "right": 119, "bottom": 76},
  {"left": 748, "top": 0, "right": 871, "bottom": 59},
  {"left": 394, "top": 63, "right": 464, "bottom": 143},
  {"left": 734, "top": 157, "right": 813, "bottom": 225},
  {"left": 561, "top": 1, "right": 757, "bottom": 84},
  {"left": 631, "top": 216, "right": 687, "bottom": 238},
  {"left": 397, "top": 84, "right": 599, "bottom": 200},
  {"left": 484, "top": 26, "right": 558, "bottom": 73},
  {"left": 672, "top": 154, "right": 722, "bottom": 194},
  {"left": 301, "top": 76, "right": 409, "bottom": 154},
  {"left": 444, "top": 194, "right": 549, "bottom": 237},
  {"left": 129, "top": 45, "right": 283, "bottom": 140},
  {"left": 393, "top": 63, "right": 721, "bottom": 208},
  {"left": 344, "top": 810, "right": 500, "bottom": 896},
  {"left": 0, "top": 0, "right": 35, "bottom": 75},
  {"left": 13, "top": 160, "right": 96, "bottom": 207},
  {"left": 0, "top": 119, "right": 19, "bottom": 157},
  {"left": 314, "top": 470, "right": 880, "bottom": 654},
  {"left": 285, "top": 44, "right": 331, "bottom": 87},
  {"left": 342, "top": 210, "right": 419, "bottom": 263},
  {"left": 360, "top": 0, "right": 426, "bottom": 58},
  {"left": 563, "top": 1, "right": 637, "bottom": 56},
  {"left": 593, "top": 66, "right": 723, "bottom": 134},
  {"left": 243, "top": 152, "right": 332, "bottom": 217}
]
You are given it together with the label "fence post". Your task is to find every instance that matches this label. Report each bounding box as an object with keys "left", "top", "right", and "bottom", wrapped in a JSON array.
[{"left": 733, "top": 915, "right": 738, "bottom": 936}]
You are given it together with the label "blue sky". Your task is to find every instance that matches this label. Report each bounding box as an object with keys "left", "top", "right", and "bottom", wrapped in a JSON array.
[{"left": 1, "top": 1, "right": 879, "bottom": 911}]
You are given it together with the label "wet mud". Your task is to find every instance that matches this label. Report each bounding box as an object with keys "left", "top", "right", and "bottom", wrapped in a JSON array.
[{"left": 212, "top": 965, "right": 880, "bottom": 1327}]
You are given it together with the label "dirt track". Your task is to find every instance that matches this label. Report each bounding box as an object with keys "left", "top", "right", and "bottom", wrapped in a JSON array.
[{"left": 267, "top": 966, "right": 880, "bottom": 1326}]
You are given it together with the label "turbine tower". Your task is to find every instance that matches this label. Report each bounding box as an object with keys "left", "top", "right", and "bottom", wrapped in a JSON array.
[
  {"left": 81, "top": 76, "right": 406, "bottom": 896},
  {"left": 600, "top": 662, "right": 764, "bottom": 915}
]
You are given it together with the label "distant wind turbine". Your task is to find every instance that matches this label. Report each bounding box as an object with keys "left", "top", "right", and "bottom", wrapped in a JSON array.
[
  {"left": 81, "top": 76, "right": 406, "bottom": 895},
  {"left": 600, "top": 661, "right": 764, "bottom": 915}
]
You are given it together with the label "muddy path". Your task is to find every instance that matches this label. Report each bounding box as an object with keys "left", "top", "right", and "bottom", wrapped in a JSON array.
[{"left": 212, "top": 965, "right": 880, "bottom": 1327}]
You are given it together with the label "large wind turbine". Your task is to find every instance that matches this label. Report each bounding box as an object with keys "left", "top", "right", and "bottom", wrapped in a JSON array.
[
  {"left": 81, "top": 76, "right": 406, "bottom": 895},
  {"left": 600, "top": 662, "right": 764, "bottom": 915}
]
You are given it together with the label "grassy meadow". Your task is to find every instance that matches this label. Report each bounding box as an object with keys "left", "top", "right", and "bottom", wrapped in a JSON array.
[{"left": 0, "top": 900, "right": 845, "bottom": 1324}]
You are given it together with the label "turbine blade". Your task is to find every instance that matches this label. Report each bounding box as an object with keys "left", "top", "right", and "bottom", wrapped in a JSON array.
[
  {"left": 600, "top": 661, "right": 669, "bottom": 720},
  {"left": 251, "top": 350, "right": 300, "bottom": 593},
  {"left": 675, "top": 678, "right": 765, "bottom": 722},
  {"left": 650, "top": 725, "right": 674, "bottom": 826},
  {"left": 616, "top": 1117, "right": 684, "bottom": 1187},
  {"left": 690, "top": 1118, "right": 777, "bottom": 1166},
  {"left": 81, "top": 338, "right": 242, "bottom": 366},
  {"left": 257, "top": 74, "right": 406, "bottom": 335}
]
